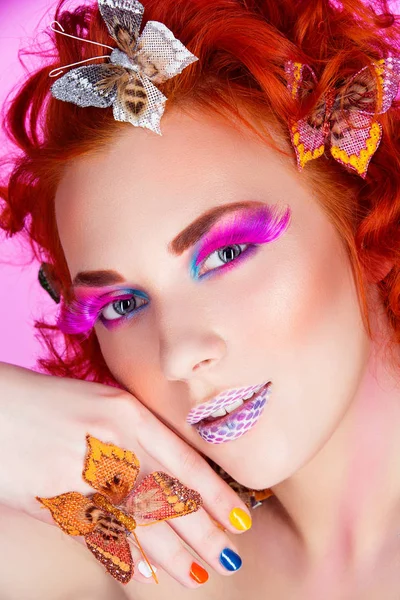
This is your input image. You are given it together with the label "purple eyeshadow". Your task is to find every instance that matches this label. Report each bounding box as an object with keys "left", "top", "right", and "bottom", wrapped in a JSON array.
[
  {"left": 190, "top": 204, "right": 291, "bottom": 278},
  {"left": 58, "top": 204, "right": 291, "bottom": 336}
]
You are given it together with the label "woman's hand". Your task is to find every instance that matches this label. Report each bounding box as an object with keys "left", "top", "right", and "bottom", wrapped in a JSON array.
[{"left": 0, "top": 362, "right": 251, "bottom": 588}]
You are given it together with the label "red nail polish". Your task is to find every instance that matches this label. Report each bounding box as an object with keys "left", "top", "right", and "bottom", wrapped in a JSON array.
[{"left": 190, "top": 561, "right": 209, "bottom": 584}]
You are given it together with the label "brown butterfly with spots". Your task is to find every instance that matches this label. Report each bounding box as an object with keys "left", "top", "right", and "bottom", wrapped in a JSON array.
[
  {"left": 37, "top": 435, "right": 203, "bottom": 584},
  {"left": 50, "top": 0, "right": 198, "bottom": 134}
]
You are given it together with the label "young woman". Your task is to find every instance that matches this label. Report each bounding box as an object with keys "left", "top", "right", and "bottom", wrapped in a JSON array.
[{"left": 1, "top": 0, "right": 400, "bottom": 597}]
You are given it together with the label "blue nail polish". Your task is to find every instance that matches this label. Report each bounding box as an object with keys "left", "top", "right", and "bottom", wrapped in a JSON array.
[{"left": 219, "top": 548, "right": 242, "bottom": 571}]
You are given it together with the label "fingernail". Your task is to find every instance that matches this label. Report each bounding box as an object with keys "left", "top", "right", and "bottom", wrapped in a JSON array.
[
  {"left": 229, "top": 507, "right": 252, "bottom": 531},
  {"left": 138, "top": 560, "right": 158, "bottom": 578},
  {"left": 190, "top": 561, "right": 209, "bottom": 584},
  {"left": 219, "top": 548, "right": 242, "bottom": 571}
]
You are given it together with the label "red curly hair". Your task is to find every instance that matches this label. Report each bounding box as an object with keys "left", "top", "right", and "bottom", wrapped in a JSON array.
[{"left": 1, "top": 0, "right": 399, "bottom": 384}]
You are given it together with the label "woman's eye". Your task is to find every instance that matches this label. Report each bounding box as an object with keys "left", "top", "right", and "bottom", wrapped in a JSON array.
[
  {"left": 101, "top": 294, "right": 148, "bottom": 321},
  {"left": 197, "top": 243, "right": 250, "bottom": 277}
]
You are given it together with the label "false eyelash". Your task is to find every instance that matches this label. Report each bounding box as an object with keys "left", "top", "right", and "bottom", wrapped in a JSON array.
[
  {"left": 191, "top": 204, "right": 291, "bottom": 275},
  {"left": 58, "top": 288, "right": 145, "bottom": 336}
]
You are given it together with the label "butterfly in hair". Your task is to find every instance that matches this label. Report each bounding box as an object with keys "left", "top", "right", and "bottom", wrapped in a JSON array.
[
  {"left": 37, "top": 435, "right": 203, "bottom": 584},
  {"left": 50, "top": 0, "right": 198, "bottom": 134},
  {"left": 285, "top": 58, "right": 400, "bottom": 178}
]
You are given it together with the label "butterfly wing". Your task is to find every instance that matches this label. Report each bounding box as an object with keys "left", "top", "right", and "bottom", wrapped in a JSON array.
[
  {"left": 36, "top": 491, "right": 99, "bottom": 535},
  {"left": 113, "top": 71, "right": 166, "bottom": 134},
  {"left": 337, "top": 58, "right": 400, "bottom": 116},
  {"left": 37, "top": 490, "right": 133, "bottom": 582},
  {"left": 123, "top": 471, "right": 203, "bottom": 525},
  {"left": 376, "top": 57, "right": 400, "bottom": 113},
  {"left": 83, "top": 435, "right": 140, "bottom": 505},
  {"left": 135, "top": 21, "right": 198, "bottom": 85},
  {"left": 285, "top": 60, "right": 326, "bottom": 171},
  {"left": 329, "top": 109, "right": 382, "bottom": 178},
  {"left": 326, "top": 60, "right": 398, "bottom": 177},
  {"left": 85, "top": 526, "right": 133, "bottom": 583},
  {"left": 50, "top": 64, "right": 123, "bottom": 108},
  {"left": 98, "top": 0, "right": 144, "bottom": 57}
]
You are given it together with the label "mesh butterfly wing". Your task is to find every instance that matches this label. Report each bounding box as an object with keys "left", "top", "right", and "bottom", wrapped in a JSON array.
[
  {"left": 98, "top": 0, "right": 144, "bottom": 55},
  {"left": 328, "top": 59, "right": 400, "bottom": 177},
  {"left": 50, "top": 63, "right": 124, "bottom": 108},
  {"left": 83, "top": 435, "right": 141, "bottom": 505},
  {"left": 135, "top": 21, "right": 199, "bottom": 84},
  {"left": 37, "top": 491, "right": 134, "bottom": 583},
  {"left": 285, "top": 60, "right": 326, "bottom": 170},
  {"left": 85, "top": 529, "right": 133, "bottom": 584},
  {"left": 110, "top": 68, "right": 167, "bottom": 133},
  {"left": 123, "top": 471, "right": 203, "bottom": 525}
]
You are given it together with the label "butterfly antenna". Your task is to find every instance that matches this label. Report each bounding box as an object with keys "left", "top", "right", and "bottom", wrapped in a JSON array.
[
  {"left": 50, "top": 21, "right": 114, "bottom": 50},
  {"left": 130, "top": 531, "right": 159, "bottom": 584},
  {"left": 49, "top": 55, "right": 111, "bottom": 77},
  {"left": 48, "top": 21, "right": 114, "bottom": 77}
]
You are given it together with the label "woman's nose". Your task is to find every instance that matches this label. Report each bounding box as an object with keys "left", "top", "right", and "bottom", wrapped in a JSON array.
[{"left": 157, "top": 305, "right": 227, "bottom": 382}]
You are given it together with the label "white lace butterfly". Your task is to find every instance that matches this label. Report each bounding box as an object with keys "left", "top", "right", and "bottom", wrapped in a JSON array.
[{"left": 50, "top": 0, "right": 198, "bottom": 134}]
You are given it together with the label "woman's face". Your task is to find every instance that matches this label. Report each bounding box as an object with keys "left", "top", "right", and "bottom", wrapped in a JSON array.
[{"left": 55, "top": 110, "right": 370, "bottom": 489}]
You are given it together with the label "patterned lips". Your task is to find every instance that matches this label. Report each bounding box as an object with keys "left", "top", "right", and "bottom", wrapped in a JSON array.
[
  {"left": 196, "top": 384, "right": 272, "bottom": 444},
  {"left": 186, "top": 382, "right": 269, "bottom": 425}
]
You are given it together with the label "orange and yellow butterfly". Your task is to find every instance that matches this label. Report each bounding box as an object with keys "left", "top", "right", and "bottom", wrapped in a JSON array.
[{"left": 36, "top": 435, "right": 203, "bottom": 584}]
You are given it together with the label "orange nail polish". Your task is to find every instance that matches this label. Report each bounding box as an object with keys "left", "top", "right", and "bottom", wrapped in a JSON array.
[{"left": 190, "top": 562, "right": 209, "bottom": 584}]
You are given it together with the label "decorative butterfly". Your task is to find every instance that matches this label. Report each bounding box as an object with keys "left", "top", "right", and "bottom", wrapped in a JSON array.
[
  {"left": 285, "top": 57, "right": 400, "bottom": 178},
  {"left": 50, "top": 0, "right": 198, "bottom": 135},
  {"left": 36, "top": 435, "right": 203, "bottom": 584}
]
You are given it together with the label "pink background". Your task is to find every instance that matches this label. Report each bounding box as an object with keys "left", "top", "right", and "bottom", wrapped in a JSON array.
[
  {"left": 0, "top": 0, "right": 60, "bottom": 369},
  {"left": 0, "top": 0, "right": 399, "bottom": 369}
]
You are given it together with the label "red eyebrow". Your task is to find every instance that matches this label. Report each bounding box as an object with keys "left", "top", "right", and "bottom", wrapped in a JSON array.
[
  {"left": 72, "top": 200, "right": 264, "bottom": 288},
  {"left": 72, "top": 270, "right": 125, "bottom": 288},
  {"left": 168, "top": 200, "right": 264, "bottom": 255}
]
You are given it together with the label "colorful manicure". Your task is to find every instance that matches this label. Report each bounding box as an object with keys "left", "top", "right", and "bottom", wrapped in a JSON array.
[
  {"left": 229, "top": 507, "right": 252, "bottom": 531},
  {"left": 219, "top": 548, "right": 242, "bottom": 571},
  {"left": 190, "top": 562, "right": 209, "bottom": 584}
]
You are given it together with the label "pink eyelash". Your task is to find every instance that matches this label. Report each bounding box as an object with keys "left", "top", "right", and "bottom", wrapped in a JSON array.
[
  {"left": 58, "top": 288, "right": 136, "bottom": 336},
  {"left": 191, "top": 204, "right": 291, "bottom": 274}
]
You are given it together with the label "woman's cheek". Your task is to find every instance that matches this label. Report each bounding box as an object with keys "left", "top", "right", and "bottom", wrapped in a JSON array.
[{"left": 96, "top": 324, "right": 144, "bottom": 383}]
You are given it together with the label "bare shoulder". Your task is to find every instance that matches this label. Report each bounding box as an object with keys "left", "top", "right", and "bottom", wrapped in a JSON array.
[{"left": 0, "top": 504, "right": 126, "bottom": 600}]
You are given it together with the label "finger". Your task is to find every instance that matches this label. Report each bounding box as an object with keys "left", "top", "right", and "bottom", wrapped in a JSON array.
[
  {"left": 127, "top": 541, "right": 159, "bottom": 585},
  {"left": 167, "top": 508, "right": 243, "bottom": 575},
  {"left": 130, "top": 520, "right": 210, "bottom": 589},
  {"left": 135, "top": 413, "right": 252, "bottom": 535}
]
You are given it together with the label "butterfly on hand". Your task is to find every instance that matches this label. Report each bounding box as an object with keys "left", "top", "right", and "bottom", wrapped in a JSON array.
[
  {"left": 37, "top": 435, "right": 203, "bottom": 584},
  {"left": 50, "top": 0, "right": 198, "bottom": 134},
  {"left": 285, "top": 58, "right": 400, "bottom": 178}
]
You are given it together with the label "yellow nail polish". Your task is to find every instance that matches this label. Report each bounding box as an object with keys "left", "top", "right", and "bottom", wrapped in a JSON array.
[{"left": 229, "top": 507, "right": 252, "bottom": 531}]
